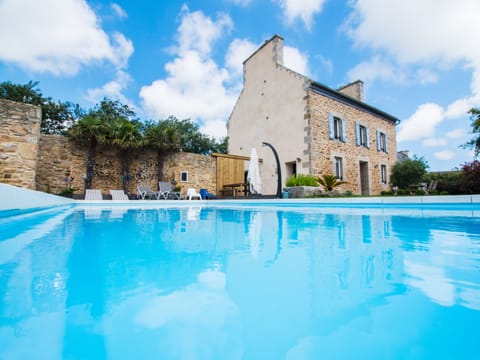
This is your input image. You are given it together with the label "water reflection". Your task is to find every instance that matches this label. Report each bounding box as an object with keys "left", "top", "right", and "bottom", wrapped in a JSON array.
[{"left": 0, "top": 207, "right": 479, "bottom": 359}]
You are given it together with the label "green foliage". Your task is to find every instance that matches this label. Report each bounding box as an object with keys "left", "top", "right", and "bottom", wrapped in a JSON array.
[
  {"left": 424, "top": 171, "right": 463, "bottom": 195},
  {"left": 317, "top": 174, "right": 347, "bottom": 192},
  {"left": 0, "top": 81, "right": 82, "bottom": 134},
  {"left": 460, "top": 160, "right": 480, "bottom": 194},
  {"left": 390, "top": 156, "right": 429, "bottom": 189},
  {"left": 286, "top": 174, "right": 319, "bottom": 187},
  {"left": 0, "top": 80, "right": 43, "bottom": 105},
  {"left": 462, "top": 108, "right": 480, "bottom": 157},
  {"left": 380, "top": 191, "right": 394, "bottom": 196}
]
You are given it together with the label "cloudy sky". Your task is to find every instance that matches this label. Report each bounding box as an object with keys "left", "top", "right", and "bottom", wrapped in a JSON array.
[{"left": 0, "top": 0, "right": 478, "bottom": 171}]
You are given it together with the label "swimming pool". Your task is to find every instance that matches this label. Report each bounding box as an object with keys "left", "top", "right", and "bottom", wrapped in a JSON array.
[{"left": 1, "top": 202, "right": 480, "bottom": 359}]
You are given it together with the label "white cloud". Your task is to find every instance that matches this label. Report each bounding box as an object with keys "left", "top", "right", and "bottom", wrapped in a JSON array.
[
  {"left": 346, "top": 0, "right": 480, "bottom": 164},
  {"left": 434, "top": 150, "right": 456, "bottom": 161},
  {"left": 346, "top": 0, "right": 480, "bottom": 66},
  {"left": 446, "top": 129, "right": 465, "bottom": 139},
  {"left": 225, "top": 39, "right": 258, "bottom": 76},
  {"left": 274, "top": 0, "right": 327, "bottom": 30},
  {"left": 176, "top": 5, "right": 233, "bottom": 57},
  {"left": 347, "top": 56, "right": 438, "bottom": 85},
  {"left": 140, "top": 7, "right": 236, "bottom": 139},
  {"left": 111, "top": 3, "right": 127, "bottom": 19},
  {"left": 284, "top": 46, "right": 309, "bottom": 76},
  {"left": 0, "top": 0, "right": 133, "bottom": 75},
  {"left": 397, "top": 103, "right": 444, "bottom": 142},
  {"left": 422, "top": 138, "right": 447, "bottom": 148},
  {"left": 86, "top": 70, "right": 133, "bottom": 107}
]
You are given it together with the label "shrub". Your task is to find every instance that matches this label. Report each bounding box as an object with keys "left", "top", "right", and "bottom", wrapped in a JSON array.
[
  {"left": 390, "top": 156, "right": 428, "bottom": 188},
  {"left": 317, "top": 174, "right": 348, "bottom": 192},
  {"left": 380, "top": 191, "right": 394, "bottom": 196},
  {"left": 397, "top": 189, "right": 410, "bottom": 196},
  {"left": 460, "top": 160, "right": 480, "bottom": 194},
  {"left": 285, "top": 174, "right": 319, "bottom": 187},
  {"left": 424, "top": 171, "right": 463, "bottom": 195}
]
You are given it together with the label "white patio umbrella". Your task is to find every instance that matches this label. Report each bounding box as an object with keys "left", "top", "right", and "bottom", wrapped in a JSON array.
[{"left": 247, "top": 148, "right": 262, "bottom": 194}]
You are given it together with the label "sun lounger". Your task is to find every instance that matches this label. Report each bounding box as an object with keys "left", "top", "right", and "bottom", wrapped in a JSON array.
[
  {"left": 158, "top": 181, "right": 180, "bottom": 200},
  {"left": 137, "top": 185, "right": 161, "bottom": 200},
  {"left": 109, "top": 190, "right": 129, "bottom": 200},
  {"left": 85, "top": 189, "right": 102, "bottom": 200}
]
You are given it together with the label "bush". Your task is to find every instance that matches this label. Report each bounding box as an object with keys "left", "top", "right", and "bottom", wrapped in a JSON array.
[
  {"left": 440, "top": 191, "right": 449, "bottom": 195},
  {"left": 424, "top": 171, "right": 463, "bottom": 195},
  {"left": 380, "top": 191, "right": 394, "bottom": 196},
  {"left": 286, "top": 174, "right": 319, "bottom": 187},
  {"left": 460, "top": 160, "right": 480, "bottom": 194},
  {"left": 390, "top": 156, "right": 428, "bottom": 188},
  {"left": 397, "top": 189, "right": 410, "bottom": 196}
]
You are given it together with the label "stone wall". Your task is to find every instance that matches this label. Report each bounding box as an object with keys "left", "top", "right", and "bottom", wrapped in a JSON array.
[
  {"left": 36, "top": 135, "right": 216, "bottom": 198},
  {"left": 0, "top": 99, "right": 41, "bottom": 189},
  {"left": 307, "top": 89, "right": 397, "bottom": 195}
]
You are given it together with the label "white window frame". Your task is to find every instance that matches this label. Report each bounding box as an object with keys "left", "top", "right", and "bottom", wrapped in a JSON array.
[
  {"left": 334, "top": 156, "right": 344, "bottom": 180},
  {"left": 329, "top": 115, "right": 346, "bottom": 142},
  {"left": 380, "top": 164, "right": 387, "bottom": 184},
  {"left": 377, "top": 131, "right": 388, "bottom": 153},
  {"left": 356, "top": 123, "right": 369, "bottom": 148}
]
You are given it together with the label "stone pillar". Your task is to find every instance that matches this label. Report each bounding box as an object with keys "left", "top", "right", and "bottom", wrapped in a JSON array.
[{"left": 0, "top": 99, "right": 41, "bottom": 190}]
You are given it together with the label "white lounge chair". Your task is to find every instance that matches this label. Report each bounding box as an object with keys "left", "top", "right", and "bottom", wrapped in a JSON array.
[
  {"left": 186, "top": 188, "right": 202, "bottom": 200},
  {"left": 137, "top": 185, "right": 161, "bottom": 200},
  {"left": 158, "top": 181, "right": 180, "bottom": 200},
  {"left": 109, "top": 190, "right": 129, "bottom": 200},
  {"left": 85, "top": 189, "right": 102, "bottom": 200}
]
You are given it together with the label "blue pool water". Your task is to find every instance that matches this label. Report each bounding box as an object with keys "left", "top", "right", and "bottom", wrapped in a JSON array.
[{"left": 1, "top": 203, "right": 480, "bottom": 359}]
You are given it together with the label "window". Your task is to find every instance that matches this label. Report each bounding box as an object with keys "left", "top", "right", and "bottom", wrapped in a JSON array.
[
  {"left": 377, "top": 131, "right": 388, "bottom": 153},
  {"left": 334, "top": 156, "right": 343, "bottom": 180},
  {"left": 381, "top": 165, "right": 387, "bottom": 184},
  {"left": 355, "top": 123, "right": 370, "bottom": 148},
  {"left": 180, "top": 171, "right": 188, "bottom": 182},
  {"left": 329, "top": 116, "right": 346, "bottom": 142}
]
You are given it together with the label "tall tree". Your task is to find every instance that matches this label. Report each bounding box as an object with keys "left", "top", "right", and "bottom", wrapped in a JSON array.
[
  {"left": 108, "top": 117, "right": 144, "bottom": 193},
  {"left": 68, "top": 114, "right": 108, "bottom": 189},
  {"left": 390, "top": 156, "right": 429, "bottom": 189},
  {"left": 144, "top": 121, "right": 180, "bottom": 183},
  {"left": 463, "top": 108, "right": 480, "bottom": 157}
]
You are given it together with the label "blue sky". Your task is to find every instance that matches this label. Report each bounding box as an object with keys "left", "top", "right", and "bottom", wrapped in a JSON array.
[{"left": 0, "top": 0, "right": 478, "bottom": 171}]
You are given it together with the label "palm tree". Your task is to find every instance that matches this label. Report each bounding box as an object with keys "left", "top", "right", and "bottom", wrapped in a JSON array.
[
  {"left": 144, "top": 121, "right": 180, "bottom": 183},
  {"left": 108, "top": 117, "right": 144, "bottom": 193},
  {"left": 68, "top": 114, "right": 107, "bottom": 189},
  {"left": 317, "top": 174, "right": 348, "bottom": 192}
]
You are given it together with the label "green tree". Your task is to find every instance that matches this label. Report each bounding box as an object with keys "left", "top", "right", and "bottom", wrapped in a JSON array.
[
  {"left": 460, "top": 160, "right": 480, "bottom": 194},
  {"left": 68, "top": 98, "right": 136, "bottom": 190},
  {"left": 317, "top": 174, "right": 347, "bottom": 192},
  {"left": 144, "top": 120, "right": 180, "bottom": 183},
  {"left": 390, "top": 156, "right": 429, "bottom": 189},
  {"left": 109, "top": 118, "right": 144, "bottom": 193},
  {"left": 68, "top": 114, "right": 108, "bottom": 189},
  {"left": 463, "top": 108, "right": 480, "bottom": 157},
  {"left": 42, "top": 100, "right": 83, "bottom": 135},
  {"left": 0, "top": 81, "right": 82, "bottom": 134},
  {"left": 0, "top": 80, "right": 43, "bottom": 105}
]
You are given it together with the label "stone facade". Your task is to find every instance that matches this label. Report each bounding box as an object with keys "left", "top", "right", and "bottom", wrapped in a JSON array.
[
  {"left": 36, "top": 135, "right": 216, "bottom": 198},
  {"left": 306, "top": 89, "right": 397, "bottom": 195},
  {"left": 0, "top": 99, "right": 41, "bottom": 189},
  {"left": 227, "top": 35, "right": 399, "bottom": 195}
]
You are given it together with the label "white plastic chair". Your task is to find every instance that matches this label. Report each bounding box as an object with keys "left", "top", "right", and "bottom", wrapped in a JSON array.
[
  {"left": 85, "top": 189, "right": 102, "bottom": 200},
  {"left": 186, "top": 188, "right": 202, "bottom": 200}
]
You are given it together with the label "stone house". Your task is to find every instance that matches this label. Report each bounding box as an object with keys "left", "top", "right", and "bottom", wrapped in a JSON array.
[{"left": 227, "top": 35, "right": 400, "bottom": 195}]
